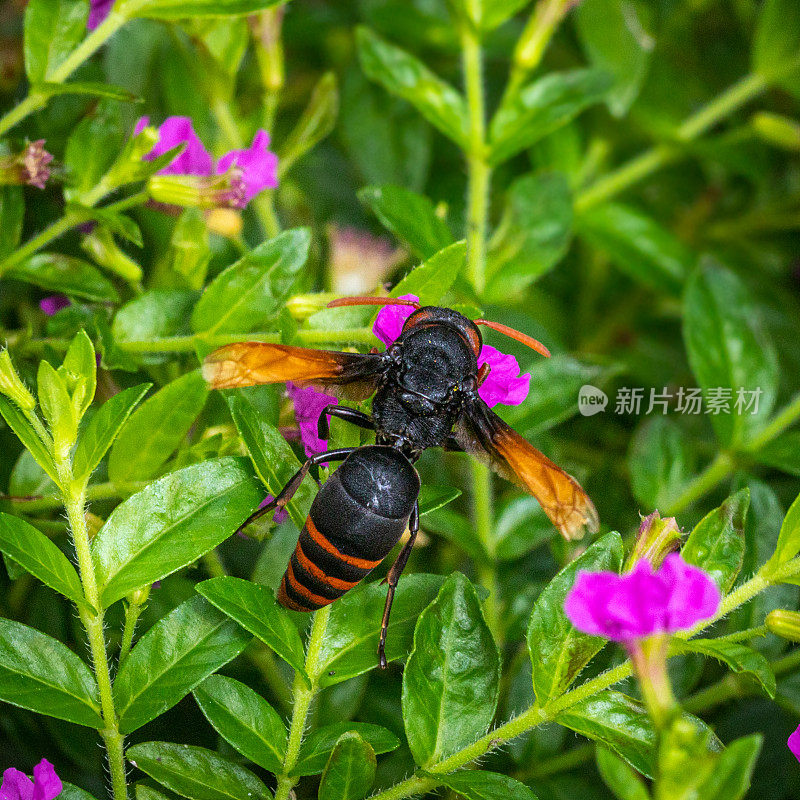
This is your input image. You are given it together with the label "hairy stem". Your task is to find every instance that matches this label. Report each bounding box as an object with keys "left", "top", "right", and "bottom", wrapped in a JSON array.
[{"left": 118, "top": 600, "right": 144, "bottom": 666}]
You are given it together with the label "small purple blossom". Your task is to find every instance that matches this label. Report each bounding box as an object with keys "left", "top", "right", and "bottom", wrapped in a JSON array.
[
  {"left": 260, "top": 495, "right": 288, "bottom": 525},
  {"left": 564, "top": 553, "right": 721, "bottom": 642},
  {"left": 790, "top": 724, "right": 800, "bottom": 763},
  {"left": 39, "top": 295, "right": 70, "bottom": 316},
  {"left": 286, "top": 382, "right": 337, "bottom": 457},
  {"left": 0, "top": 758, "right": 62, "bottom": 800},
  {"left": 0, "top": 140, "right": 53, "bottom": 189},
  {"left": 135, "top": 117, "right": 277, "bottom": 208},
  {"left": 372, "top": 294, "right": 531, "bottom": 408},
  {"left": 87, "top": 0, "right": 114, "bottom": 31}
]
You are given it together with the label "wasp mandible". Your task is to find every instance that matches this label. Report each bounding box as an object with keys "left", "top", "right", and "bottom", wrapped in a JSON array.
[{"left": 203, "top": 297, "right": 599, "bottom": 667}]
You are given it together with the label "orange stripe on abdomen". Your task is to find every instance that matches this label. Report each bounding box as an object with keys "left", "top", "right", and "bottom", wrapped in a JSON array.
[
  {"left": 284, "top": 561, "right": 336, "bottom": 608},
  {"left": 304, "top": 515, "right": 383, "bottom": 571},
  {"left": 295, "top": 542, "right": 362, "bottom": 592}
]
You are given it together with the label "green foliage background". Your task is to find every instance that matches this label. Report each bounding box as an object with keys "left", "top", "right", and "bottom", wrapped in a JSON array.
[{"left": 1, "top": 1, "right": 800, "bottom": 799}]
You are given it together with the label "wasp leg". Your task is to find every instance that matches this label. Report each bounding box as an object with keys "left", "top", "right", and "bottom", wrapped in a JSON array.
[
  {"left": 377, "top": 500, "right": 420, "bottom": 669},
  {"left": 236, "top": 447, "right": 356, "bottom": 533},
  {"left": 317, "top": 404, "right": 375, "bottom": 441}
]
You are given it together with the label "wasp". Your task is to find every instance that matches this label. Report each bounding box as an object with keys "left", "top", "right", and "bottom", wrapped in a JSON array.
[{"left": 203, "top": 297, "right": 599, "bottom": 667}]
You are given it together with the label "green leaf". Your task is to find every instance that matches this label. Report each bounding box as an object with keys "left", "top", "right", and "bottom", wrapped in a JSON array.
[
  {"left": 767, "top": 490, "right": 800, "bottom": 572},
  {"left": 61, "top": 784, "right": 99, "bottom": 800},
  {"left": 135, "top": 787, "right": 171, "bottom": 800},
  {"left": 696, "top": 735, "right": 762, "bottom": 800},
  {"left": 480, "top": 0, "right": 531, "bottom": 31},
  {"left": 576, "top": 203, "right": 693, "bottom": 294},
  {"left": 754, "top": 430, "right": 800, "bottom": 476},
  {"left": 92, "top": 457, "right": 263, "bottom": 608},
  {"left": 596, "top": 746, "right": 650, "bottom": 800},
  {"left": 279, "top": 72, "right": 339, "bottom": 175},
  {"left": 0, "top": 187, "right": 24, "bottom": 260},
  {"left": 191, "top": 229, "right": 310, "bottom": 335},
  {"left": 357, "top": 27, "right": 468, "bottom": 147},
  {"left": 193, "top": 675, "right": 287, "bottom": 774},
  {"left": 486, "top": 173, "right": 573, "bottom": 301},
  {"left": 6, "top": 254, "right": 120, "bottom": 303},
  {"left": 752, "top": 0, "right": 800, "bottom": 90},
  {"left": 126, "top": 741, "right": 269, "bottom": 800},
  {"left": 628, "top": 417, "right": 693, "bottom": 510},
  {"left": 575, "top": 0, "right": 653, "bottom": 116},
  {"left": 37, "top": 359, "right": 77, "bottom": 447},
  {"left": 683, "top": 262, "right": 778, "bottom": 447},
  {"left": 0, "top": 396, "right": 60, "bottom": 486},
  {"left": 114, "top": 596, "right": 251, "bottom": 734},
  {"left": 557, "top": 691, "right": 719, "bottom": 778},
  {"left": 402, "top": 572, "right": 500, "bottom": 766},
  {"left": 73, "top": 383, "right": 151, "bottom": 480},
  {"left": 0, "top": 617, "right": 103, "bottom": 728},
  {"left": 673, "top": 638, "right": 775, "bottom": 698},
  {"left": 227, "top": 393, "right": 316, "bottom": 529},
  {"left": 528, "top": 532, "right": 624, "bottom": 706},
  {"left": 316, "top": 574, "right": 445, "bottom": 687},
  {"left": 23, "top": 0, "right": 87, "bottom": 83},
  {"left": 0, "top": 513, "right": 87, "bottom": 608},
  {"left": 418, "top": 484, "right": 462, "bottom": 517},
  {"left": 66, "top": 202, "right": 143, "bottom": 246},
  {"left": 34, "top": 81, "right": 140, "bottom": 102},
  {"left": 431, "top": 770, "right": 540, "bottom": 800},
  {"left": 489, "top": 70, "right": 611, "bottom": 165},
  {"left": 196, "top": 576, "right": 307, "bottom": 681},
  {"left": 390, "top": 241, "right": 467, "bottom": 305},
  {"left": 318, "top": 733, "right": 376, "bottom": 800},
  {"left": 61, "top": 329, "right": 97, "bottom": 419},
  {"left": 167, "top": 209, "right": 210, "bottom": 290},
  {"left": 112, "top": 290, "right": 197, "bottom": 355},
  {"left": 358, "top": 185, "right": 453, "bottom": 260},
  {"left": 133, "top": 0, "right": 288, "bottom": 19},
  {"left": 108, "top": 371, "right": 208, "bottom": 486},
  {"left": 493, "top": 496, "right": 554, "bottom": 562},
  {"left": 293, "top": 723, "right": 399, "bottom": 777},
  {"left": 681, "top": 489, "right": 748, "bottom": 593}
]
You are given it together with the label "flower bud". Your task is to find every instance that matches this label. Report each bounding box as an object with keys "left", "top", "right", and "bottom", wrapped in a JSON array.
[
  {"left": 752, "top": 112, "right": 800, "bottom": 151},
  {"left": 766, "top": 609, "right": 800, "bottom": 642},
  {"left": 286, "top": 293, "right": 338, "bottom": 320},
  {"left": 0, "top": 350, "right": 36, "bottom": 412},
  {"left": 148, "top": 168, "right": 247, "bottom": 210},
  {"left": 81, "top": 227, "right": 143, "bottom": 283},
  {"left": 0, "top": 140, "right": 53, "bottom": 189},
  {"left": 127, "top": 584, "right": 151, "bottom": 606},
  {"left": 627, "top": 511, "right": 682, "bottom": 570}
]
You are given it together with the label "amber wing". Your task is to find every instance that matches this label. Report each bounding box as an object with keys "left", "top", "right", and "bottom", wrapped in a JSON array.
[
  {"left": 202, "top": 342, "right": 385, "bottom": 399},
  {"left": 453, "top": 398, "right": 599, "bottom": 540}
]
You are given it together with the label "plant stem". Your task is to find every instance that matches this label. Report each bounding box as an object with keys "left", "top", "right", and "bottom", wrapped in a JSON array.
[
  {"left": 460, "top": 19, "right": 490, "bottom": 294},
  {"left": 10, "top": 480, "right": 130, "bottom": 512},
  {"left": 662, "top": 451, "right": 736, "bottom": 515},
  {"left": 0, "top": 216, "right": 77, "bottom": 278},
  {"left": 576, "top": 72, "right": 769, "bottom": 213},
  {"left": 57, "top": 457, "right": 127, "bottom": 800},
  {"left": 274, "top": 605, "right": 331, "bottom": 800},
  {"left": 745, "top": 393, "right": 800, "bottom": 452},
  {"left": 118, "top": 600, "right": 144, "bottom": 666}
]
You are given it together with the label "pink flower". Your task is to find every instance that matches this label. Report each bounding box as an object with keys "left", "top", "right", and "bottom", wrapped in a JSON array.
[
  {"left": 0, "top": 758, "right": 62, "bottom": 800},
  {"left": 372, "top": 295, "right": 531, "bottom": 407},
  {"left": 87, "top": 0, "right": 114, "bottom": 30},
  {"left": 564, "top": 554, "right": 721, "bottom": 642},
  {"left": 790, "top": 724, "right": 800, "bottom": 763},
  {"left": 135, "top": 117, "right": 277, "bottom": 208},
  {"left": 329, "top": 226, "right": 404, "bottom": 295},
  {"left": 286, "top": 383, "right": 337, "bottom": 457},
  {"left": 39, "top": 295, "right": 70, "bottom": 316}
]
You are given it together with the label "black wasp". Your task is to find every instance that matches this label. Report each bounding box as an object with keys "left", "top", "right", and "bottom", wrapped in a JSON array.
[{"left": 203, "top": 297, "right": 599, "bottom": 667}]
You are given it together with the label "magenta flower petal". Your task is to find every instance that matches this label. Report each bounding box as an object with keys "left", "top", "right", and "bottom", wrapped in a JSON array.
[
  {"left": 39, "top": 295, "right": 70, "bottom": 316},
  {"left": 31, "top": 761, "right": 61, "bottom": 800},
  {"left": 87, "top": 0, "right": 114, "bottom": 30},
  {"left": 0, "top": 770, "right": 34, "bottom": 800},
  {"left": 216, "top": 130, "right": 278, "bottom": 202},
  {"left": 564, "top": 554, "right": 720, "bottom": 642},
  {"left": 286, "top": 383, "right": 337, "bottom": 457},
  {"left": 789, "top": 724, "right": 800, "bottom": 763},
  {"left": 142, "top": 116, "right": 214, "bottom": 176},
  {"left": 477, "top": 344, "right": 530, "bottom": 407},
  {"left": 372, "top": 294, "right": 419, "bottom": 347}
]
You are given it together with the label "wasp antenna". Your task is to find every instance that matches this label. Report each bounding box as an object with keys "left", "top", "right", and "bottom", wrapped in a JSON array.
[
  {"left": 326, "top": 296, "right": 421, "bottom": 309},
  {"left": 475, "top": 319, "right": 551, "bottom": 358}
]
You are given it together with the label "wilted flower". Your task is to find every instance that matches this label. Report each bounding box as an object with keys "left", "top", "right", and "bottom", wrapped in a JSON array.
[
  {"left": 0, "top": 758, "right": 62, "bottom": 800},
  {"left": 286, "top": 382, "right": 337, "bottom": 457},
  {"left": 627, "top": 511, "right": 682, "bottom": 570},
  {"left": 790, "top": 724, "right": 800, "bottom": 763},
  {"left": 0, "top": 140, "right": 53, "bottom": 189},
  {"left": 87, "top": 0, "right": 114, "bottom": 30},
  {"left": 39, "top": 295, "right": 70, "bottom": 316},
  {"left": 328, "top": 226, "right": 404, "bottom": 295},
  {"left": 373, "top": 294, "right": 531, "bottom": 408},
  {"left": 564, "top": 553, "right": 720, "bottom": 642},
  {"left": 136, "top": 117, "right": 277, "bottom": 210}
]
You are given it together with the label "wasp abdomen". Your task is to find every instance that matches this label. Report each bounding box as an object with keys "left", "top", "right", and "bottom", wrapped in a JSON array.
[{"left": 278, "top": 446, "right": 420, "bottom": 612}]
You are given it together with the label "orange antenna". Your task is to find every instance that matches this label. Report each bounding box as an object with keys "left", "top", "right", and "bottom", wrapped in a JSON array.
[
  {"left": 327, "top": 296, "right": 421, "bottom": 309},
  {"left": 475, "top": 319, "right": 551, "bottom": 358}
]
